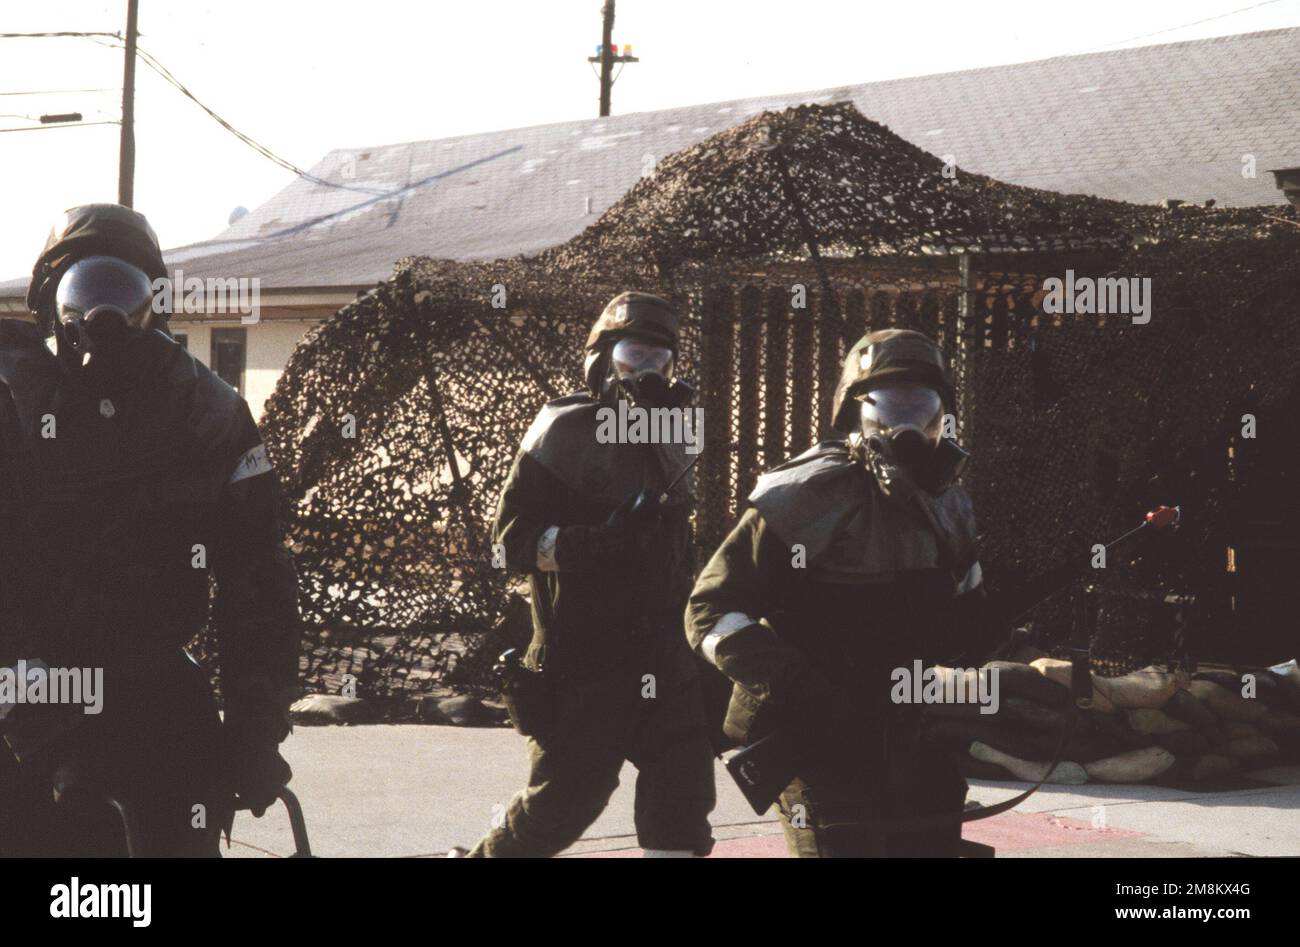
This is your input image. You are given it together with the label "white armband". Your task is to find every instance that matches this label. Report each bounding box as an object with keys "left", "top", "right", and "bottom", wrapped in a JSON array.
[
  {"left": 700, "top": 611, "right": 758, "bottom": 666},
  {"left": 229, "top": 443, "right": 273, "bottom": 485},
  {"left": 956, "top": 560, "right": 983, "bottom": 596},
  {"left": 536, "top": 526, "right": 561, "bottom": 572}
]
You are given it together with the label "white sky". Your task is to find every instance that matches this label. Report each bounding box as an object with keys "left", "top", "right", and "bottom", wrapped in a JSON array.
[{"left": 2, "top": 0, "right": 1298, "bottom": 281}]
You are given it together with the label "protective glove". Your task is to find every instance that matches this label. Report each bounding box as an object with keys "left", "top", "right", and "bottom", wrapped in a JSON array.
[
  {"left": 223, "top": 733, "right": 292, "bottom": 817},
  {"left": 711, "top": 623, "right": 860, "bottom": 736},
  {"left": 552, "top": 488, "right": 664, "bottom": 571}
]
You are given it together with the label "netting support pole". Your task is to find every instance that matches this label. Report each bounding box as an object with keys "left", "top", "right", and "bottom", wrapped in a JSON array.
[
  {"left": 771, "top": 144, "right": 845, "bottom": 342},
  {"left": 955, "top": 251, "right": 974, "bottom": 445},
  {"left": 471, "top": 312, "right": 561, "bottom": 402},
  {"left": 423, "top": 360, "right": 470, "bottom": 510}
]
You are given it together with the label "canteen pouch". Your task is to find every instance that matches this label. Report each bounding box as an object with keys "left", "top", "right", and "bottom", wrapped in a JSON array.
[{"left": 494, "top": 649, "right": 552, "bottom": 739}]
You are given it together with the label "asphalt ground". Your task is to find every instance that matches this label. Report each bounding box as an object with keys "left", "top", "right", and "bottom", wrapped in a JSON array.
[{"left": 227, "top": 724, "right": 1300, "bottom": 858}]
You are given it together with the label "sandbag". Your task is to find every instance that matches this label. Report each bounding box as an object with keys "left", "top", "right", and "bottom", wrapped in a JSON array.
[
  {"left": 982, "top": 660, "right": 1070, "bottom": 707},
  {"left": 1193, "top": 669, "right": 1249, "bottom": 691},
  {"left": 1164, "top": 688, "right": 1220, "bottom": 731},
  {"left": 1198, "top": 668, "right": 1293, "bottom": 710},
  {"left": 1006, "top": 642, "right": 1053, "bottom": 664},
  {"left": 1083, "top": 708, "right": 1154, "bottom": 751},
  {"left": 1187, "top": 680, "right": 1267, "bottom": 722},
  {"left": 925, "top": 717, "right": 1058, "bottom": 761},
  {"left": 1270, "top": 659, "right": 1300, "bottom": 693},
  {"left": 1190, "top": 754, "right": 1239, "bottom": 782},
  {"left": 1003, "top": 696, "right": 1074, "bottom": 732},
  {"left": 1257, "top": 709, "right": 1300, "bottom": 736},
  {"left": 289, "top": 693, "right": 378, "bottom": 725},
  {"left": 1029, "top": 658, "right": 1116, "bottom": 713},
  {"left": 1126, "top": 708, "right": 1189, "bottom": 735},
  {"left": 1094, "top": 666, "right": 1181, "bottom": 710},
  {"left": 1221, "top": 734, "right": 1278, "bottom": 759},
  {"left": 922, "top": 665, "right": 992, "bottom": 718},
  {"left": 1156, "top": 729, "right": 1212, "bottom": 758},
  {"left": 970, "top": 741, "right": 1088, "bottom": 784},
  {"left": 1084, "top": 746, "right": 1175, "bottom": 783},
  {"left": 1219, "top": 721, "right": 1262, "bottom": 741}
]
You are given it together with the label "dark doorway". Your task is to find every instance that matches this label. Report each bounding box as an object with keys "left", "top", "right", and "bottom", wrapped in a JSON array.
[{"left": 211, "top": 327, "right": 247, "bottom": 396}]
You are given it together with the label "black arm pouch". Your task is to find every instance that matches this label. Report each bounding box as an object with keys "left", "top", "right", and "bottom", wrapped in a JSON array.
[{"left": 495, "top": 649, "right": 553, "bottom": 739}]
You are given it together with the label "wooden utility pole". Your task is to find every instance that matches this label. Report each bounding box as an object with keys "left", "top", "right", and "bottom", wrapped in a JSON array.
[
  {"left": 118, "top": 0, "right": 139, "bottom": 206},
  {"left": 598, "top": 1, "right": 614, "bottom": 117},
  {"left": 587, "top": 1, "right": 638, "bottom": 117}
]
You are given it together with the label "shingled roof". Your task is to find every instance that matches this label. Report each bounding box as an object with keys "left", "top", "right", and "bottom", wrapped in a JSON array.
[{"left": 3, "top": 27, "right": 1296, "bottom": 299}]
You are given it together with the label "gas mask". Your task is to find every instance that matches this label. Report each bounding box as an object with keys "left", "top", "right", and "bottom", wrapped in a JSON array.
[
  {"left": 857, "top": 383, "right": 968, "bottom": 496},
  {"left": 608, "top": 336, "right": 691, "bottom": 409},
  {"left": 52, "top": 255, "right": 158, "bottom": 385}
]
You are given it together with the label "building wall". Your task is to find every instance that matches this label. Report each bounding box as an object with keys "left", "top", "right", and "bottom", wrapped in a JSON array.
[
  {"left": 171, "top": 321, "right": 211, "bottom": 366},
  {"left": 170, "top": 318, "right": 320, "bottom": 420},
  {"left": 247, "top": 320, "right": 316, "bottom": 419}
]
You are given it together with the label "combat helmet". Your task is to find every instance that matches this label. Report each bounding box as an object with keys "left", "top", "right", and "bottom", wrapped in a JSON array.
[
  {"left": 830, "top": 328, "right": 954, "bottom": 434},
  {"left": 27, "top": 204, "right": 167, "bottom": 333},
  {"left": 582, "top": 291, "right": 679, "bottom": 395}
]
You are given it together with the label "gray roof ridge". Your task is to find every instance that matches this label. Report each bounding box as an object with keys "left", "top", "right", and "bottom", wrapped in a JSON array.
[{"left": 306, "top": 26, "right": 1300, "bottom": 157}]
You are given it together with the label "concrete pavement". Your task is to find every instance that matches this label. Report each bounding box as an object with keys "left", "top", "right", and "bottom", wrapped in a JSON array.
[{"left": 227, "top": 724, "right": 1300, "bottom": 858}]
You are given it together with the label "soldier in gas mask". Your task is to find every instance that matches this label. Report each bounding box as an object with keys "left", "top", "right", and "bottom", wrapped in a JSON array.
[
  {"left": 455, "top": 292, "right": 715, "bottom": 857},
  {"left": 686, "top": 329, "right": 1001, "bottom": 857},
  {"left": 0, "top": 204, "right": 300, "bottom": 856}
]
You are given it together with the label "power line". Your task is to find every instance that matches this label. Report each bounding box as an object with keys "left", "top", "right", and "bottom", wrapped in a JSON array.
[
  {"left": 134, "top": 45, "right": 310, "bottom": 179},
  {"left": 84, "top": 34, "right": 380, "bottom": 194},
  {"left": 1081, "top": 0, "right": 1286, "bottom": 52},
  {"left": 0, "top": 31, "right": 122, "bottom": 39},
  {"left": 0, "top": 120, "right": 119, "bottom": 134},
  {"left": 138, "top": 45, "right": 382, "bottom": 193},
  {"left": 0, "top": 88, "right": 115, "bottom": 97}
]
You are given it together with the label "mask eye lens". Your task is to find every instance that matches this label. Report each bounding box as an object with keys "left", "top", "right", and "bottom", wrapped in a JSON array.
[
  {"left": 620, "top": 342, "right": 648, "bottom": 364},
  {"left": 611, "top": 338, "right": 673, "bottom": 378},
  {"left": 53, "top": 256, "right": 154, "bottom": 331},
  {"left": 858, "top": 385, "right": 942, "bottom": 436}
]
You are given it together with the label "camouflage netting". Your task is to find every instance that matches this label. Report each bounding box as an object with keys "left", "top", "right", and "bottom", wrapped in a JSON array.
[{"left": 251, "top": 102, "right": 1300, "bottom": 701}]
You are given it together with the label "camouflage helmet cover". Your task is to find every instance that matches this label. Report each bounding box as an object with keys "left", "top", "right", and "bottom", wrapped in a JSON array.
[
  {"left": 830, "top": 328, "right": 954, "bottom": 434},
  {"left": 582, "top": 291, "right": 680, "bottom": 394}
]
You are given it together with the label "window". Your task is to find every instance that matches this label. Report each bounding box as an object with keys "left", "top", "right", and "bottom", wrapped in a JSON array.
[{"left": 211, "top": 327, "right": 247, "bottom": 396}]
